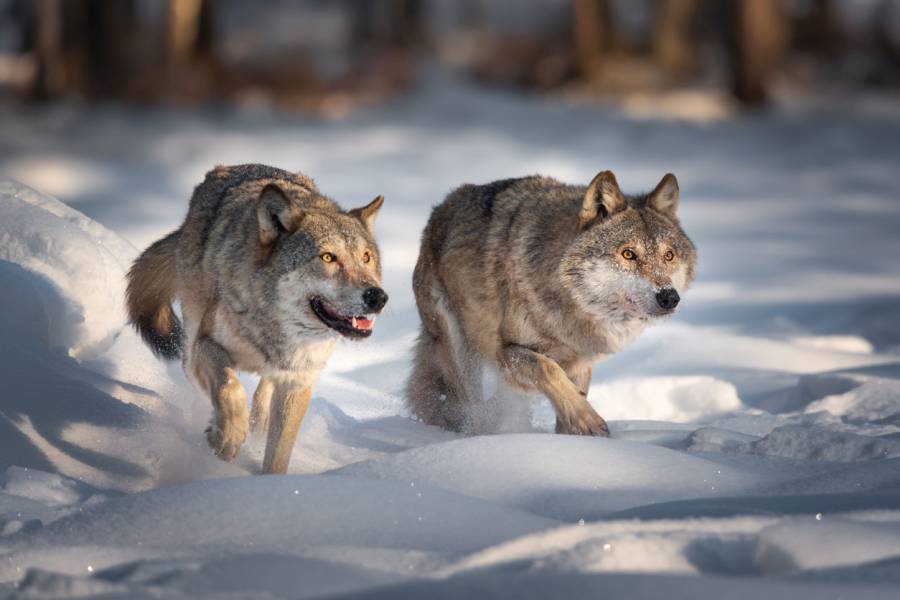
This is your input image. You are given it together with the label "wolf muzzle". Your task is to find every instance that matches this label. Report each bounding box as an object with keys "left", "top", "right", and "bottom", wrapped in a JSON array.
[
  {"left": 363, "top": 287, "right": 389, "bottom": 312},
  {"left": 655, "top": 288, "right": 680, "bottom": 310}
]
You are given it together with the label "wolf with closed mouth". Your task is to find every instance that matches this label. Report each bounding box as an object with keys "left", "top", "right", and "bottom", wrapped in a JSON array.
[
  {"left": 126, "top": 164, "right": 388, "bottom": 473},
  {"left": 406, "top": 171, "right": 695, "bottom": 436}
]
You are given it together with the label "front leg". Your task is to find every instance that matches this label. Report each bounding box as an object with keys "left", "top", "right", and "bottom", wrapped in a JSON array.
[
  {"left": 250, "top": 377, "right": 274, "bottom": 435},
  {"left": 556, "top": 367, "right": 599, "bottom": 434},
  {"left": 499, "top": 345, "right": 608, "bottom": 437},
  {"left": 262, "top": 383, "right": 311, "bottom": 474},
  {"left": 187, "top": 337, "right": 249, "bottom": 461}
]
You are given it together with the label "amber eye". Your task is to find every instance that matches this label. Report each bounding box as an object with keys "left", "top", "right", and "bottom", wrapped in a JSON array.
[
  {"left": 321, "top": 253, "right": 335, "bottom": 263},
  {"left": 622, "top": 249, "right": 636, "bottom": 260},
  {"left": 664, "top": 250, "right": 675, "bottom": 261},
  {"left": 362, "top": 251, "right": 372, "bottom": 264}
]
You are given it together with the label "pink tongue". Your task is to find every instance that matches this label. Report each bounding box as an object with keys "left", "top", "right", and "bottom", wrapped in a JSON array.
[{"left": 351, "top": 317, "right": 373, "bottom": 331}]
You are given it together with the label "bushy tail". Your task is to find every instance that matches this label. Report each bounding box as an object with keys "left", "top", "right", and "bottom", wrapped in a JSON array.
[{"left": 126, "top": 230, "right": 183, "bottom": 360}]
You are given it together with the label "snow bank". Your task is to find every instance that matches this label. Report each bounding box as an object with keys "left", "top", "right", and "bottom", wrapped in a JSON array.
[
  {"left": 791, "top": 335, "right": 875, "bottom": 354},
  {"left": 687, "top": 425, "right": 900, "bottom": 462},
  {"left": 0, "top": 466, "right": 97, "bottom": 508},
  {"left": 807, "top": 378, "right": 900, "bottom": 431},
  {"left": 751, "top": 426, "right": 900, "bottom": 461},
  {"left": 756, "top": 513, "right": 900, "bottom": 575},
  {"left": 590, "top": 376, "right": 742, "bottom": 422},
  {"left": 0, "top": 179, "right": 135, "bottom": 359},
  {"left": 324, "top": 570, "right": 900, "bottom": 600},
  {"left": 0, "top": 181, "right": 238, "bottom": 492},
  {"left": 0, "top": 475, "right": 555, "bottom": 583},
  {"left": 439, "top": 516, "right": 774, "bottom": 577},
  {"left": 336, "top": 434, "right": 783, "bottom": 520}
]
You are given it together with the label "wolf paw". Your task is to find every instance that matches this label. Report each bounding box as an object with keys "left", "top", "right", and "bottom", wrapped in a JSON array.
[
  {"left": 205, "top": 418, "right": 248, "bottom": 461},
  {"left": 555, "top": 412, "right": 610, "bottom": 437}
]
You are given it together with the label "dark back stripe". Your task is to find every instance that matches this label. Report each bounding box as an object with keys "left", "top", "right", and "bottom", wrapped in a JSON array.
[{"left": 478, "top": 177, "right": 523, "bottom": 217}]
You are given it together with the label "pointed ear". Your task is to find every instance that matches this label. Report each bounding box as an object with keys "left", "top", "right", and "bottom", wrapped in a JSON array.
[
  {"left": 648, "top": 173, "right": 679, "bottom": 217},
  {"left": 349, "top": 195, "right": 384, "bottom": 232},
  {"left": 257, "top": 184, "right": 299, "bottom": 245},
  {"left": 580, "top": 170, "right": 626, "bottom": 229}
]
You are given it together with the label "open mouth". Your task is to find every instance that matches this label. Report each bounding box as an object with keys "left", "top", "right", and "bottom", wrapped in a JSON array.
[{"left": 310, "top": 297, "right": 374, "bottom": 339}]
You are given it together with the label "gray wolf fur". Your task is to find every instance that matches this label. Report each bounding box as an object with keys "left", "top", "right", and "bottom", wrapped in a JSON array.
[
  {"left": 126, "top": 164, "right": 387, "bottom": 474},
  {"left": 406, "top": 171, "right": 695, "bottom": 435}
]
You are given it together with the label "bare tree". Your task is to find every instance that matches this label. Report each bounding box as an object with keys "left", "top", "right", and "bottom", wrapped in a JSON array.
[
  {"left": 165, "top": 0, "right": 204, "bottom": 66},
  {"left": 730, "top": 0, "right": 787, "bottom": 104},
  {"left": 32, "top": 0, "right": 138, "bottom": 99},
  {"left": 572, "top": 0, "right": 607, "bottom": 81},
  {"left": 654, "top": 0, "right": 699, "bottom": 78},
  {"left": 33, "top": 0, "right": 64, "bottom": 98}
]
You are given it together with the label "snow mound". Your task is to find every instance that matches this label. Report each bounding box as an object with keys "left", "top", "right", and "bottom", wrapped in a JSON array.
[
  {"left": 591, "top": 376, "right": 742, "bottom": 422},
  {"left": 0, "top": 475, "right": 556, "bottom": 582},
  {"left": 1, "top": 467, "right": 94, "bottom": 508},
  {"left": 791, "top": 335, "right": 875, "bottom": 355},
  {"left": 688, "top": 425, "right": 900, "bottom": 462},
  {"left": 752, "top": 426, "right": 900, "bottom": 462},
  {"left": 27, "top": 554, "right": 394, "bottom": 599},
  {"left": 440, "top": 516, "right": 773, "bottom": 577},
  {"left": 336, "top": 434, "right": 776, "bottom": 520},
  {"left": 320, "top": 569, "right": 900, "bottom": 600},
  {"left": 0, "top": 181, "right": 238, "bottom": 493},
  {"left": 807, "top": 378, "right": 900, "bottom": 430},
  {"left": 756, "top": 513, "right": 900, "bottom": 574},
  {"left": 0, "top": 178, "right": 136, "bottom": 359}
]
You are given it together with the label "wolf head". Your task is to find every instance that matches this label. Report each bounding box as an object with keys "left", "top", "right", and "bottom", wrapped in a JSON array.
[
  {"left": 560, "top": 171, "right": 696, "bottom": 323},
  {"left": 256, "top": 184, "right": 388, "bottom": 342}
]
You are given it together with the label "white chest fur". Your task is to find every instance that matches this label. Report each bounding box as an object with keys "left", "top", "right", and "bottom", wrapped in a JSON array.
[
  {"left": 266, "top": 338, "right": 336, "bottom": 388},
  {"left": 599, "top": 316, "right": 647, "bottom": 354}
]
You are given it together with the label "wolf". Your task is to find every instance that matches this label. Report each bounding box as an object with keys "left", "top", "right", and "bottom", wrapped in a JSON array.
[
  {"left": 406, "top": 170, "right": 695, "bottom": 436},
  {"left": 126, "top": 164, "right": 388, "bottom": 474}
]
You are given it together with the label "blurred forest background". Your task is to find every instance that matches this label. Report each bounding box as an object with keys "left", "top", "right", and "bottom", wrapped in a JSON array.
[{"left": 1, "top": 0, "right": 899, "bottom": 117}]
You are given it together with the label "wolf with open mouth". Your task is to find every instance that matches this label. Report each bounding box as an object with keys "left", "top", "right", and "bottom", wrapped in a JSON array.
[{"left": 126, "top": 164, "right": 387, "bottom": 474}]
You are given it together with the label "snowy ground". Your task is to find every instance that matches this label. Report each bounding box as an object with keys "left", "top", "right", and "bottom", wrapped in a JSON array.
[{"left": 1, "top": 77, "right": 900, "bottom": 598}]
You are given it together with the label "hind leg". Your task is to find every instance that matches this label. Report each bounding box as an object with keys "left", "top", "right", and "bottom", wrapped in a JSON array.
[
  {"left": 188, "top": 336, "right": 249, "bottom": 460},
  {"left": 407, "top": 258, "right": 484, "bottom": 431},
  {"left": 406, "top": 331, "right": 470, "bottom": 431},
  {"left": 250, "top": 377, "right": 274, "bottom": 435}
]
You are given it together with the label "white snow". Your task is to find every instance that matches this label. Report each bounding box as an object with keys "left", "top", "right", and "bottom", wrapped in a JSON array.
[
  {"left": 0, "top": 180, "right": 135, "bottom": 359},
  {"left": 756, "top": 513, "right": 900, "bottom": 575},
  {"left": 588, "top": 376, "right": 742, "bottom": 422},
  {"left": 1, "top": 467, "right": 89, "bottom": 508},
  {"left": 1, "top": 75, "right": 900, "bottom": 598}
]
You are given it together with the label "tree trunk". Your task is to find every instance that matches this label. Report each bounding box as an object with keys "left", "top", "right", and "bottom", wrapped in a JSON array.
[
  {"left": 572, "top": 0, "right": 606, "bottom": 81},
  {"left": 33, "top": 0, "right": 64, "bottom": 98},
  {"left": 85, "top": 0, "right": 136, "bottom": 97},
  {"left": 654, "top": 0, "right": 699, "bottom": 78},
  {"left": 165, "top": 0, "right": 204, "bottom": 66},
  {"left": 730, "top": 0, "right": 787, "bottom": 105},
  {"left": 32, "top": 0, "right": 137, "bottom": 99},
  {"left": 389, "top": 0, "right": 422, "bottom": 47}
]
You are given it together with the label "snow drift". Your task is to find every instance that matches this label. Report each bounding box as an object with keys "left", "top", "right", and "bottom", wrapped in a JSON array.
[{"left": 0, "top": 179, "right": 135, "bottom": 359}]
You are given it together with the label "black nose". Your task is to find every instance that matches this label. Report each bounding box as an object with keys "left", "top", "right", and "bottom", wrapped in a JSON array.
[
  {"left": 656, "top": 288, "right": 680, "bottom": 310},
  {"left": 362, "top": 287, "right": 388, "bottom": 312}
]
